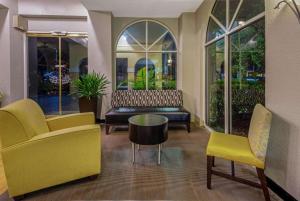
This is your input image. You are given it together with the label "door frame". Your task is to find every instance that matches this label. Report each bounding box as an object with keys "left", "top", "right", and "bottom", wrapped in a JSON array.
[{"left": 26, "top": 31, "right": 88, "bottom": 115}]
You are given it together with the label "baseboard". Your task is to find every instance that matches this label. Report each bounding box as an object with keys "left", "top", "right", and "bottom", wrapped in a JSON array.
[{"left": 267, "top": 177, "right": 298, "bottom": 201}]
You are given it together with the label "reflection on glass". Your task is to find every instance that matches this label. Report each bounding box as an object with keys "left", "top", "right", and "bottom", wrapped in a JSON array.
[
  {"left": 116, "top": 53, "right": 146, "bottom": 90},
  {"left": 28, "top": 37, "right": 60, "bottom": 114},
  {"left": 148, "top": 21, "right": 167, "bottom": 45},
  {"left": 230, "top": 19, "right": 265, "bottom": 135},
  {"left": 148, "top": 53, "right": 177, "bottom": 90},
  {"left": 206, "top": 18, "right": 225, "bottom": 42},
  {"left": 232, "top": 0, "right": 265, "bottom": 28},
  {"left": 126, "top": 21, "right": 146, "bottom": 48},
  {"left": 116, "top": 31, "right": 145, "bottom": 51},
  {"left": 212, "top": 0, "right": 227, "bottom": 27},
  {"left": 28, "top": 36, "right": 88, "bottom": 115},
  {"left": 149, "top": 33, "right": 176, "bottom": 52},
  {"left": 61, "top": 37, "right": 88, "bottom": 114},
  {"left": 207, "top": 39, "right": 225, "bottom": 132}
]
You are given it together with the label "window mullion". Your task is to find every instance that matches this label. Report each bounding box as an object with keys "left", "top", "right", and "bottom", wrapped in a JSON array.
[
  {"left": 229, "top": 0, "right": 244, "bottom": 30},
  {"left": 146, "top": 21, "right": 148, "bottom": 90},
  {"left": 210, "top": 14, "right": 227, "bottom": 32},
  {"left": 148, "top": 31, "right": 168, "bottom": 51},
  {"left": 126, "top": 31, "right": 147, "bottom": 51}
]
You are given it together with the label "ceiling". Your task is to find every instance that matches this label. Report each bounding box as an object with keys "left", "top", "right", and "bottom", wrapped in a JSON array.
[{"left": 81, "top": 0, "right": 204, "bottom": 18}]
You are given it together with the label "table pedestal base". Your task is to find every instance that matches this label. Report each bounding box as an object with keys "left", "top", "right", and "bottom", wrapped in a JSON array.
[{"left": 132, "top": 143, "right": 162, "bottom": 165}]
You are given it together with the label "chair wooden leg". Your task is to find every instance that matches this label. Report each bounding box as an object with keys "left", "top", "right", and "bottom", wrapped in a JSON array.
[
  {"left": 13, "top": 194, "right": 25, "bottom": 201},
  {"left": 256, "top": 168, "right": 271, "bottom": 201},
  {"left": 89, "top": 174, "right": 99, "bottom": 180},
  {"left": 207, "top": 156, "right": 213, "bottom": 189},
  {"left": 231, "top": 161, "right": 235, "bottom": 177},
  {"left": 212, "top": 156, "right": 215, "bottom": 167}
]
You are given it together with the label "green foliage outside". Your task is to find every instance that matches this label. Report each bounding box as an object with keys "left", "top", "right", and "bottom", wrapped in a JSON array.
[
  {"left": 130, "top": 67, "right": 176, "bottom": 90},
  {"left": 208, "top": 20, "right": 265, "bottom": 133},
  {"left": 132, "top": 67, "right": 155, "bottom": 90},
  {"left": 73, "top": 71, "right": 110, "bottom": 99},
  {"left": 162, "top": 79, "right": 176, "bottom": 89}
]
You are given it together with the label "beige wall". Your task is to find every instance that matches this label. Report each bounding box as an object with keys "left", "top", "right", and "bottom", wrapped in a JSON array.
[
  {"left": 179, "top": 12, "right": 201, "bottom": 123},
  {"left": 265, "top": 0, "right": 300, "bottom": 199},
  {"left": 0, "top": 7, "right": 10, "bottom": 105},
  {"left": 88, "top": 11, "right": 112, "bottom": 118},
  {"left": 0, "top": 0, "right": 25, "bottom": 105}
]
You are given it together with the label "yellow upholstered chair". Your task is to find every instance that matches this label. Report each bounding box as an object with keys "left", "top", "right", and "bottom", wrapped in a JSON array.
[
  {"left": 0, "top": 99, "right": 101, "bottom": 198},
  {"left": 206, "top": 104, "right": 272, "bottom": 201}
]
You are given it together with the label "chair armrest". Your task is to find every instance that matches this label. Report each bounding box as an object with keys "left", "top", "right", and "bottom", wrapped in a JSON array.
[
  {"left": 46, "top": 112, "right": 95, "bottom": 131},
  {"left": 1, "top": 125, "right": 101, "bottom": 196}
]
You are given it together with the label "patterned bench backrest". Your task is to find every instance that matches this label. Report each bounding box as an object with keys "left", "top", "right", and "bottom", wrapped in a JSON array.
[{"left": 111, "top": 90, "right": 183, "bottom": 108}]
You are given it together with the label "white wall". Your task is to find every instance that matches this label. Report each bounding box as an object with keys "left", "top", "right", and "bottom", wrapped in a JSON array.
[
  {"left": 265, "top": 0, "right": 300, "bottom": 199},
  {"left": 27, "top": 17, "right": 88, "bottom": 32},
  {"left": 18, "top": 0, "right": 87, "bottom": 17}
]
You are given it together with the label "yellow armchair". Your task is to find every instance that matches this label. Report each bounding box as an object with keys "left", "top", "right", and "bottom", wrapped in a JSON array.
[
  {"left": 0, "top": 99, "right": 101, "bottom": 198},
  {"left": 206, "top": 104, "right": 272, "bottom": 201}
]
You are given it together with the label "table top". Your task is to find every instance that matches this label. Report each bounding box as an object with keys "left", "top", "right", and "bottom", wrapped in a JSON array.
[{"left": 128, "top": 114, "right": 168, "bottom": 127}]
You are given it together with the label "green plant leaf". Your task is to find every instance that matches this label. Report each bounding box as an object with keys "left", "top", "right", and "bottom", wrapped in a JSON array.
[{"left": 73, "top": 71, "right": 110, "bottom": 99}]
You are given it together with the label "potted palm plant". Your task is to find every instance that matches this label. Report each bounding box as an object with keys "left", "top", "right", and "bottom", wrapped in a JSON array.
[{"left": 73, "top": 72, "right": 110, "bottom": 117}]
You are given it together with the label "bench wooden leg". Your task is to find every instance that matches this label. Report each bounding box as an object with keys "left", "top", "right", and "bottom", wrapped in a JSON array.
[
  {"left": 186, "top": 122, "right": 191, "bottom": 133},
  {"left": 105, "top": 124, "right": 110, "bottom": 135},
  {"left": 256, "top": 168, "right": 271, "bottom": 201}
]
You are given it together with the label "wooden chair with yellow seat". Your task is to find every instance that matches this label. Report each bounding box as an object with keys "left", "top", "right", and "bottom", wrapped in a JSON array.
[
  {"left": 206, "top": 104, "right": 272, "bottom": 201},
  {"left": 0, "top": 99, "right": 101, "bottom": 200}
]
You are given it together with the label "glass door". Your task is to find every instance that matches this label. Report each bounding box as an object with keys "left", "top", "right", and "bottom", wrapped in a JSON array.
[
  {"left": 27, "top": 33, "right": 88, "bottom": 115},
  {"left": 28, "top": 36, "right": 60, "bottom": 115}
]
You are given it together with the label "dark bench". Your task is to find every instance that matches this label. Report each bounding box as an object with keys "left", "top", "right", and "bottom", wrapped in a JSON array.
[{"left": 105, "top": 90, "right": 191, "bottom": 134}]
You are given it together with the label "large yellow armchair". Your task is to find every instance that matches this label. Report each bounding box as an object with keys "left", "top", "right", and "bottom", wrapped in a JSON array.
[{"left": 0, "top": 99, "right": 101, "bottom": 198}]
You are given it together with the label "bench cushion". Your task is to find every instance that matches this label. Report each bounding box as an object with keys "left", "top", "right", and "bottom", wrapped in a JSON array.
[{"left": 106, "top": 107, "right": 190, "bottom": 124}]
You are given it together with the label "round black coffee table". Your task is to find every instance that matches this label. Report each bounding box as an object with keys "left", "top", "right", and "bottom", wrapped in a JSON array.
[{"left": 129, "top": 114, "right": 168, "bottom": 165}]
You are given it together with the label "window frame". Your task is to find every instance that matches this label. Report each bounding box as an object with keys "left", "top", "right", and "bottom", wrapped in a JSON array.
[
  {"left": 114, "top": 19, "right": 178, "bottom": 90},
  {"left": 205, "top": 0, "right": 266, "bottom": 134}
]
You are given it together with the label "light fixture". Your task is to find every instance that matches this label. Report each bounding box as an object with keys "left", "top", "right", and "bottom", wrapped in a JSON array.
[
  {"left": 274, "top": 0, "right": 300, "bottom": 24},
  {"left": 238, "top": 20, "right": 245, "bottom": 26}
]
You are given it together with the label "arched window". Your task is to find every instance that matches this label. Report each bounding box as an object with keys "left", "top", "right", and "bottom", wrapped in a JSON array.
[
  {"left": 206, "top": 0, "right": 265, "bottom": 135},
  {"left": 115, "top": 20, "right": 177, "bottom": 90}
]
